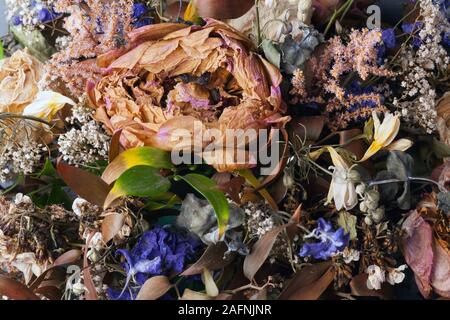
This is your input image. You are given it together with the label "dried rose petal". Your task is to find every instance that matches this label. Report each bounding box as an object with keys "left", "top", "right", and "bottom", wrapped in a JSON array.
[
  {"left": 88, "top": 19, "right": 289, "bottom": 172},
  {"left": 402, "top": 210, "right": 434, "bottom": 298}
]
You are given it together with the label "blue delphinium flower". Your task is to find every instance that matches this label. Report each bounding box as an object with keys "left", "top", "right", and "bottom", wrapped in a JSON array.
[
  {"left": 133, "top": 3, "right": 148, "bottom": 20},
  {"left": 401, "top": 22, "right": 423, "bottom": 48},
  {"left": 443, "top": 32, "right": 450, "bottom": 47},
  {"left": 11, "top": 15, "right": 23, "bottom": 26},
  {"left": 112, "top": 226, "right": 198, "bottom": 299},
  {"left": 37, "top": 8, "right": 58, "bottom": 23},
  {"left": 132, "top": 3, "right": 152, "bottom": 28},
  {"left": 381, "top": 28, "right": 397, "bottom": 49},
  {"left": 299, "top": 218, "right": 350, "bottom": 260}
]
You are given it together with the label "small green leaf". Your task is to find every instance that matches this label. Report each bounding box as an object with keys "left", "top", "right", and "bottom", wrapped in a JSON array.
[
  {"left": 363, "top": 117, "right": 374, "bottom": 142},
  {"left": 337, "top": 211, "right": 357, "bottom": 240},
  {"left": 104, "top": 166, "right": 171, "bottom": 208},
  {"left": 0, "top": 39, "right": 4, "bottom": 60},
  {"left": 146, "top": 193, "right": 181, "bottom": 211},
  {"left": 177, "top": 174, "right": 229, "bottom": 238},
  {"left": 262, "top": 39, "right": 281, "bottom": 68},
  {"left": 386, "top": 151, "right": 413, "bottom": 181},
  {"left": 432, "top": 138, "right": 450, "bottom": 159},
  {"left": 38, "top": 159, "right": 57, "bottom": 178},
  {"left": 102, "top": 147, "right": 174, "bottom": 184}
]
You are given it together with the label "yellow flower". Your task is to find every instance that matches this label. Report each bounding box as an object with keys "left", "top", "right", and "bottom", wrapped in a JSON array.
[
  {"left": 326, "top": 147, "right": 358, "bottom": 211},
  {"left": 184, "top": 0, "right": 202, "bottom": 24},
  {"left": 360, "top": 112, "right": 412, "bottom": 162},
  {"left": 22, "top": 91, "right": 75, "bottom": 121}
]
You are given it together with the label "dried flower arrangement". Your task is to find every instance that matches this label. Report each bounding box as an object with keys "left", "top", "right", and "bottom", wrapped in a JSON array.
[{"left": 0, "top": 0, "right": 449, "bottom": 303}]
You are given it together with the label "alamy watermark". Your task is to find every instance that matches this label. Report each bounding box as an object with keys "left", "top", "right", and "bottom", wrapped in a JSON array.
[{"left": 367, "top": 5, "right": 381, "bottom": 30}]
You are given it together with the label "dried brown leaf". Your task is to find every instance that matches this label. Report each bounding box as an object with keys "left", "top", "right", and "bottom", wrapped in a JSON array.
[
  {"left": 57, "top": 162, "right": 111, "bottom": 207},
  {"left": 101, "top": 213, "right": 125, "bottom": 243},
  {"left": 0, "top": 276, "right": 40, "bottom": 300},
  {"left": 243, "top": 224, "right": 288, "bottom": 280},
  {"left": 182, "top": 242, "right": 234, "bottom": 276},
  {"left": 278, "top": 261, "right": 335, "bottom": 300},
  {"left": 136, "top": 276, "right": 172, "bottom": 300}
]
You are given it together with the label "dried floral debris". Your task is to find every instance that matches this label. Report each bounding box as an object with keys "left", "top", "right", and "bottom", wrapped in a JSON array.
[{"left": 0, "top": 0, "right": 449, "bottom": 302}]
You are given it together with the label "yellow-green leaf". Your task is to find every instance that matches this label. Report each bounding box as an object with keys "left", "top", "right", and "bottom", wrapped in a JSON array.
[
  {"left": 104, "top": 166, "right": 171, "bottom": 208},
  {"left": 102, "top": 147, "right": 174, "bottom": 184},
  {"left": 0, "top": 40, "right": 4, "bottom": 60},
  {"left": 177, "top": 174, "right": 229, "bottom": 238},
  {"left": 337, "top": 211, "right": 357, "bottom": 240}
]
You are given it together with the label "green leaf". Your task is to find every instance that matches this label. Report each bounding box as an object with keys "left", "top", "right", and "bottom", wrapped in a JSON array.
[
  {"left": 146, "top": 193, "right": 181, "bottom": 211},
  {"left": 432, "top": 138, "right": 450, "bottom": 159},
  {"left": 386, "top": 151, "right": 413, "bottom": 181},
  {"left": 386, "top": 151, "right": 414, "bottom": 210},
  {"left": 337, "top": 211, "right": 357, "bottom": 240},
  {"left": 262, "top": 39, "right": 281, "bottom": 68},
  {"left": 104, "top": 166, "right": 171, "bottom": 208},
  {"left": 363, "top": 117, "right": 374, "bottom": 142},
  {"left": 0, "top": 39, "right": 4, "bottom": 60},
  {"left": 102, "top": 147, "right": 174, "bottom": 184},
  {"left": 177, "top": 174, "right": 229, "bottom": 238},
  {"left": 38, "top": 159, "right": 57, "bottom": 178},
  {"left": 10, "top": 26, "right": 54, "bottom": 62}
]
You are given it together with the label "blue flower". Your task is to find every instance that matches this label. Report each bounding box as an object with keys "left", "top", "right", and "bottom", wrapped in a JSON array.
[
  {"left": 133, "top": 3, "right": 148, "bottom": 20},
  {"left": 381, "top": 28, "right": 396, "bottom": 49},
  {"left": 134, "top": 17, "right": 154, "bottom": 28},
  {"left": 443, "top": 32, "right": 450, "bottom": 47},
  {"left": 401, "top": 22, "right": 423, "bottom": 48},
  {"left": 299, "top": 218, "right": 350, "bottom": 260},
  {"left": 37, "top": 8, "right": 58, "bottom": 23},
  {"left": 11, "top": 15, "right": 22, "bottom": 26},
  {"left": 112, "top": 226, "right": 198, "bottom": 299}
]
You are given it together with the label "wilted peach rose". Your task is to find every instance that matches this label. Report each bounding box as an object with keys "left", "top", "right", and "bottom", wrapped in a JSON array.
[
  {"left": 88, "top": 19, "right": 289, "bottom": 171},
  {"left": 0, "top": 50, "right": 44, "bottom": 113}
]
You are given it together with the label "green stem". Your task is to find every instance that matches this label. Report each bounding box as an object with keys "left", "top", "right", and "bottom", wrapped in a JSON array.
[
  {"left": 256, "top": 0, "right": 262, "bottom": 48},
  {"left": 324, "top": 0, "right": 354, "bottom": 37}
]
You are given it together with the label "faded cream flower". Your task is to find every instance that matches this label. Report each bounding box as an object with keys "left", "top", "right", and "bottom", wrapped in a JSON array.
[
  {"left": 23, "top": 91, "right": 76, "bottom": 121},
  {"left": 387, "top": 265, "right": 407, "bottom": 285},
  {"left": 0, "top": 49, "right": 44, "bottom": 113},
  {"left": 360, "top": 112, "right": 413, "bottom": 162},
  {"left": 11, "top": 252, "right": 46, "bottom": 285},
  {"left": 366, "top": 265, "right": 385, "bottom": 290},
  {"left": 326, "top": 147, "right": 358, "bottom": 211}
]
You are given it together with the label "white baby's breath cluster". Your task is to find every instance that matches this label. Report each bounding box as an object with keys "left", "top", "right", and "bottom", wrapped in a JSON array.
[
  {"left": 5, "top": 0, "right": 58, "bottom": 30},
  {"left": 244, "top": 203, "right": 276, "bottom": 239},
  {"left": 0, "top": 139, "right": 46, "bottom": 183},
  {"left": 55, "top": 35, "right": 72, "bottom": 51},
  {"left": 393, "top": 0, "right": 450, "bottom": 134},
  {"left": 58, "top": 96, "right": 110, "bottom": 166}
]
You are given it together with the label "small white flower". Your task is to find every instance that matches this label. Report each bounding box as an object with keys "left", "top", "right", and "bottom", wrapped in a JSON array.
[
  {"left": 387, "top": 265, "right": 407, "bottom": 285},
  {"left": 11, "top": 252, "right": 45, "bottom": 285},
  {"left": 366, "top": 265, "right": 385, "bottom": 290},
  {"left": 342, "top": 248, "right": 360, "bottom": 264},
  {"left": 14, "top": 193, "right": 32, "bottom": 205},
  {"left": 72, "top": 197, "right": 88, "bottom": 217}
]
